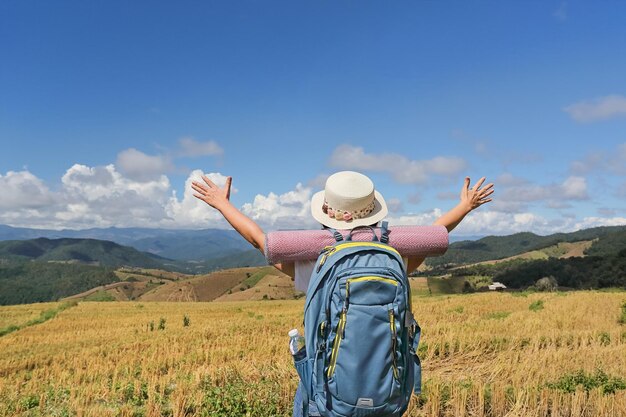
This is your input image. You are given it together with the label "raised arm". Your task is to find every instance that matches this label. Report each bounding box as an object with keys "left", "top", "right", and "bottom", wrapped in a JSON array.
[
  {"left": 191, "top": 175, "right": 265, "bottom": 252},
  {"left": 406, "top": 176, "right": 494, "bottom": 273},
  {"left": 191, "top": 175, "right": 293, "bottom": 276},
  {"left": 434, "top": 176, "right": 493, "bottom": 233}
]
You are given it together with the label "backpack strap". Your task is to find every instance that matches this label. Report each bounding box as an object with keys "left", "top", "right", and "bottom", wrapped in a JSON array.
[
  {"left": 327, "top": 228, "right": 344, "bottom": 242},
  {"left": 409, "top": 320, "right": 422, "bottom": 395},
  {"left": 380, "top": 220, "right": 390, "bottom": 244},
  {"left": 345, "top": 225, "right": 379, "bottom": 242}
]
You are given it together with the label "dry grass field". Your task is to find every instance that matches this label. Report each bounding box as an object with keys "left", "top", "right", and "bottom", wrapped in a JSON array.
[
  {"left": 0, "top": 302, "right": 61, "bottom": 329},
  {"left": 1, "top": 291, "right": 625, "bottom": 417}
]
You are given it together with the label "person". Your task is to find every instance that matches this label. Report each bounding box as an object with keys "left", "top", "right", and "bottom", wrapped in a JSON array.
[{"left": 191, "top": 170, "right": 494, "bottom": 416}]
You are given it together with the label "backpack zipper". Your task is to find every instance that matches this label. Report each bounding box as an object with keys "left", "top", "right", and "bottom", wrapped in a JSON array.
[
  {"left": 388, "top": 309, "right": 399, "bottom": 380},
  {"left": 316, "top": 242, "right": 401, "bottom": 272},
  {"left": 327, "top": 307, "right": 347, "bottom": 378},
  {"left": 348, "top": 276, "right": 398, "bottom": 286}
]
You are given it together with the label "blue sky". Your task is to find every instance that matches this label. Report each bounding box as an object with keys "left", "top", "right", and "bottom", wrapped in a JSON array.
[{"left": 1, "top": 1, "right": 625, "bottom": 235}]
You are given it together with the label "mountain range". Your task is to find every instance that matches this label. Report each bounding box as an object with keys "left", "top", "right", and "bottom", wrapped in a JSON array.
[
  {"left": 0, "top": 225, "right": 255, "bottom": 261},
  {"left": 1, "top": 224, "right": 625, "bottom": 305}
]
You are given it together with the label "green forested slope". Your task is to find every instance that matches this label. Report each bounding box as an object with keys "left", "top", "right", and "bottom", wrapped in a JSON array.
[
  {"left": 450, "top": 229, "right": 626, "bottom": 289},
  {"left": 427, "top": 225, "right": 626, "bottom": 267},
  {"left": 0, "top": 261, "right": 119, "bottom": 305}
]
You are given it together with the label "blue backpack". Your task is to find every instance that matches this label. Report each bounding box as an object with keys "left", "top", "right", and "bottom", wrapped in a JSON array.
[{"left": 294, "top": 222, "right": 422, "bottom": 417}]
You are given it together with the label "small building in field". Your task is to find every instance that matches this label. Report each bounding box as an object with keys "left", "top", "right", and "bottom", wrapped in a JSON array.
[{"left": 488, "top": 282, "right": 507, "bottom": 291}]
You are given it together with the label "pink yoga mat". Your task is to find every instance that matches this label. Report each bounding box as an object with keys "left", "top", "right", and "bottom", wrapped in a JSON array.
[{"left": 264, "top": 225, "right": 448, "bottom": 263}]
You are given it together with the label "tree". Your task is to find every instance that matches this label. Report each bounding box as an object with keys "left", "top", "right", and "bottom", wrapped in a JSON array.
[{"left": 535, "top": 276, "right": 558, "bottom": 292}]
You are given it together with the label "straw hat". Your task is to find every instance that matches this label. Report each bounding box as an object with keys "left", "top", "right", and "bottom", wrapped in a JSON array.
[{"left": 310, "top": 171, "right": 388, "bottom": 229}]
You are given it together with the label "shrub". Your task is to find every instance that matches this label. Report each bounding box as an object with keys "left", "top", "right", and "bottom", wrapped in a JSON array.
[
  {"left": 598, "top": 332, "right": 611, "bottom": 346},
  {"left": 158, "top": 318, "right": 166, "bottom": 330},
  {"left": 545, "top": 369, "right": 626, "bottom": 394},
  {"left": 529, "top": 300, "right": 544, "bottom": 312},
  {"left": 485, "top": 311, "right": 511, "bottom": 320},
  {"left": 535, "top": 276, "right": 558, "bottom": 292},
  {"left": 19, "top": 395, "right": 39, "bottom": 410}
]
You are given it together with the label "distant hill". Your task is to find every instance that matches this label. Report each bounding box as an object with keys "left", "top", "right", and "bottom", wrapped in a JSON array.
[
  {"left": 0, "top": 225, "right": 254, "bottom": 261},
  {"left": 0, "top": 233, "right": 267, "bottom": 273},
  {"left": 0, "top": 238, "right": 178, "bottom": 305},
  {"left": 0, "top": 238, "right": 168, "bottom": 269},
  {"left": 0, "top": 236, "right": 270, "bottom": 305},
  {"left": 446, "top": 228, "right": 626, "bottom": 290},
  {"left": 60, "top": 264, "right": 299, "bottom": 304},
  {"left": 0, "top": 260, "right": 119, "bottom": 305},
  {"left": 427, "top": 225, "right": 626, "bottom": 267},
  {"left": 137, "top": 267, "right": 263, "bottom": 302}
]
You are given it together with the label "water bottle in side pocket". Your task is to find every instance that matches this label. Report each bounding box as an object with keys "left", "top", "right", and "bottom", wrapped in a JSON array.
[{"left": 288, "top": 328, "right": 306, "bottom": 361}]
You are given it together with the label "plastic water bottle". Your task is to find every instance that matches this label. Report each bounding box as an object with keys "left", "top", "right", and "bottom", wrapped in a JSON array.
[{"left": 289, "top": 328, "right": 306, "bottom": 361}]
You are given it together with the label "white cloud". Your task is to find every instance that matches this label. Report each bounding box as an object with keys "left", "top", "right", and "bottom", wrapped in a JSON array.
[
  {"left": 388, "top": 207, "right": 552, "bottom": 236},
  {"left": 380, "top": 208, "right": 597, "bottom": 237},
  {"left": 241, "top": 183, "right": 318, "bottom": 230},
  {"left": 164, "top": 171, "right": 234, "bottom": 228},
  {"left": 0, "top": 165, "right": 318, "bottom": 231},
  {"left": 57, "top": 164, "right": 173, "bottom": 229},
  {"left": 177, "top": 137, "right": 224, "bottom": 157},
  {"left": 573, "top": 216, "right": 626, "bottom": 230},
  {"left": 450, "top": 210, "right": 626, "bottom": 236},
  {"left": 560, "top": 176, "right": 588, "bottom": 199},
  {"left": 0, "top": 165, "right": 203, "bottom": 229},
  {"left": 116, "top": 148, "right": 174, "bottom": 181},
  {"left": 62, "top": 164, "right": 170, "bottom": 201},
  {"left": 497, "top": 175, "right": 589, "bottom": 210},
  {"left": 564, "top": 95, "right": 626, "bottom": 123},
  {"left": 329, "top": 144, "right": 467, "bottom": 184},
  {"left": 0, "top": 148, "right": 622, "bottom": 235},
  {"left": 0, "top": 170, "right": 56, "bottom": 209},
  {"left": 386, "top": 209, "right": 442, "bottom": 227},
  {"left": 453, "top": 211, "right": 549, "bottom": 235}
]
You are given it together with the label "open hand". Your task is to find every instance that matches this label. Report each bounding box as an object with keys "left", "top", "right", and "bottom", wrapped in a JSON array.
[
  {"left": 460, "top": 176, "right": 494, "bottom": 211},
  {"left": 191, "top": 175, "right": 232, "bottom": 210}
]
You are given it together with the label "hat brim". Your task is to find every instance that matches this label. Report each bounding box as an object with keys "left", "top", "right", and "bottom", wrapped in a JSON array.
[{"left": 310, "top": 190, "right": 388, "bottom": 230}]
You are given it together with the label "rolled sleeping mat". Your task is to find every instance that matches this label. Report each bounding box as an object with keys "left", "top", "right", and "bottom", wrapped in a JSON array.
[{"left": 264, "top": 225, "right": 449, "bottom": 264}]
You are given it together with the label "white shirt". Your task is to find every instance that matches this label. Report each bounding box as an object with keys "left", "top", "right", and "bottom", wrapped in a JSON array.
[{"left": 294, "top": 257, "right": 410, "bottom": 293}]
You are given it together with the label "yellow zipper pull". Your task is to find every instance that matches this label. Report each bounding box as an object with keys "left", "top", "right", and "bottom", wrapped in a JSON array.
[{"left": 316, "top": 246, "right": 336, "bottom": 272}]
